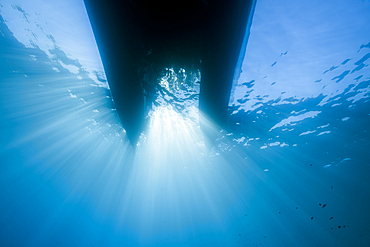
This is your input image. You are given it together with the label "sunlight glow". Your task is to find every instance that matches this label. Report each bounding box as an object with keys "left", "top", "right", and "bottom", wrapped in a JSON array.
[{"left": 2, "top": 0, "right": 370, "bottom": 246}]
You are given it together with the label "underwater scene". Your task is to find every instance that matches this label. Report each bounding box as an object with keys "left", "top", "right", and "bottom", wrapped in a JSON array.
[{"left": 1, "top": 0, "right": 370, "bottom": 246}]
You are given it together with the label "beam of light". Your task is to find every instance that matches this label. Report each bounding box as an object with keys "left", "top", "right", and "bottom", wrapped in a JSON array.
[
  {"left": 115, "top": 104, "right": 258, "bottom": 245},
  {"left": 2, "top": 0, "right": 370, "bottom": 246}
]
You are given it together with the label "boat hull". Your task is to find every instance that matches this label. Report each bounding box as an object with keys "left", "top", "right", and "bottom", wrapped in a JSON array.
[{"left": 83, "top": 0, "right": 256, "bottom": 146}]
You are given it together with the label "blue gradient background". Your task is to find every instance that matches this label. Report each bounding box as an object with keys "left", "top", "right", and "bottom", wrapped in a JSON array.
[{"left": 1, "top": 0, "right": 370, "bottom": 246}]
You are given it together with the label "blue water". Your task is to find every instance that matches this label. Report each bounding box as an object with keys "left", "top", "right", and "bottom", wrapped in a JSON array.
[{"left": 1, "top": 0, "right": 370, "bottom": 246}]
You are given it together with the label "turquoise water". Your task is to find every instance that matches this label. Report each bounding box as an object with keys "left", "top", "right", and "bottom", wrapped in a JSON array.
[{"left": 1, "top": 0, "right": 370, "bottom": 246}]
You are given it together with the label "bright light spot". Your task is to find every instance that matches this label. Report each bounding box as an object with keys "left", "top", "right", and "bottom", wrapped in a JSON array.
[
  {"left": 317, "top": 131, "right": 331, "bottom": 136},
  {"left": 317, "top": 123, "right": 330, "bottom": 129},
  {"left": 270, "top": 111, "right": 321, "bottom": 131},
  {"left": 299, "top": 130, "right": 316, "bottom": 136}
]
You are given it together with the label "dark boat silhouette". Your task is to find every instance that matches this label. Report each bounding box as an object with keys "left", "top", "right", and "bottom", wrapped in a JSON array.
[{"left": 83, "top": 0, "right": 256, "bottom": 147}]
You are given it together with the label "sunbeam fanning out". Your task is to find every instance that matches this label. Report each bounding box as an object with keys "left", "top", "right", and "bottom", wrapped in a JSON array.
[
  {"left": 1, "top": 0, "right": 370, "bottom": 246},
  {"left": 140, "top": 105, "right": 203, "bottom": 150},
  {"left": 119, "top": 107, "right": 263, "bottom": 246}
]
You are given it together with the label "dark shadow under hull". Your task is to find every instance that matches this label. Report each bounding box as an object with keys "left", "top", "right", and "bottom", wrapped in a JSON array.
[{"left": 84, "top": 0, "right": 256, "bottom": 147}]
